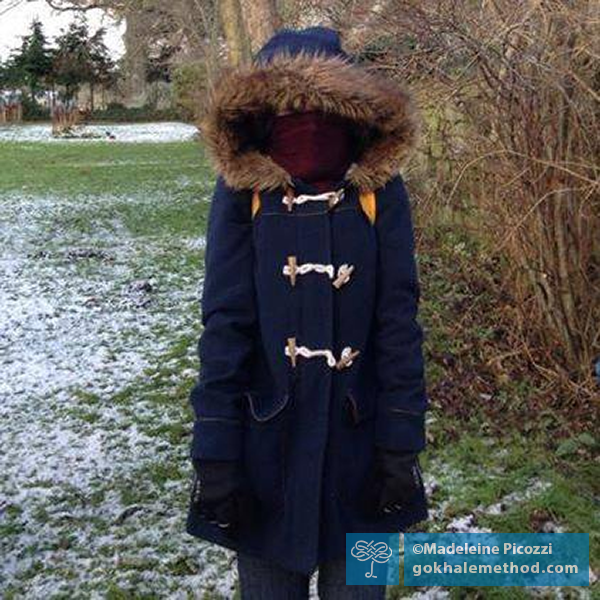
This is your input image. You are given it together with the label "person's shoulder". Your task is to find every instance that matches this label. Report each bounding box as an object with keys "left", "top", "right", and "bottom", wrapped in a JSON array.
[
  {"left": 373, "top": 173, "right": 411, "bottom": 215},
  {"left": 213, "top": 175, "right": 253, "bottom": 198},
  {"left": 377, "top": 173, "right": 409, "bottom": 198},
  {"left": 210, "top": 175, "right": 253, "bottom": 220}
]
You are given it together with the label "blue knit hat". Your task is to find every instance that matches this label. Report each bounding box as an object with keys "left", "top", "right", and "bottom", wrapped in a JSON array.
[{"left": 254, "top": 26, "right": 352, "bottom": 65}]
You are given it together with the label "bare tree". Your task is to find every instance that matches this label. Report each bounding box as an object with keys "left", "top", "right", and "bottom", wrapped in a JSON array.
[
  {"left": 362, "top": 0, "right": 600, "bottom": 389},
  {"left": 218, "top": 0, "right": 251, "bottom": 65},
  {"left": 121, "top": 9, "right": 150, "bottom": 106},
  {"left": 240, "top": 0, "right": 280, "bottom": 55}
]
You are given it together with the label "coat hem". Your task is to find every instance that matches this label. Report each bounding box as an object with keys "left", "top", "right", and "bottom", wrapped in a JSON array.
[{"left": 186, "top": 504, "right": 429, "bottom": 576}]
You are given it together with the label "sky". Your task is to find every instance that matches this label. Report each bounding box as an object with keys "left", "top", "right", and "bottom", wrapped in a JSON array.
[{"left": 0, "top": 0, "right": 125, "bottom": 60}]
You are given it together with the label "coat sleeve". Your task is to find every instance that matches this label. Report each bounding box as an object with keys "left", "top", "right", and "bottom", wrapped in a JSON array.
[
  {"left": 188, "top": 176, "right": 256, "bottom": 461},
  {"left": 372, "top": 174, "right": 428, "bottom": 453}
]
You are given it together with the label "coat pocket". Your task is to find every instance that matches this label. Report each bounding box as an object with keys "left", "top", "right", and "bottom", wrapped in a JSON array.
[
  {"left": 345, "top": 386, "right": 377, "bottom": 426},
  {"left": 337, "top": 386, "right": 377, "bottom": 506},
  {"left": 242, "top": 390, "right": 291, "bottom": 514},
  {"left": 244, "top": 390, "right": 290, "bottom": 422}
]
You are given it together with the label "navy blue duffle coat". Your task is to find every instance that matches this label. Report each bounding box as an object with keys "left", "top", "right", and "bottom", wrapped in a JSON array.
[{"left": 186, "top": 27, "right": 429, "bottom": 575}]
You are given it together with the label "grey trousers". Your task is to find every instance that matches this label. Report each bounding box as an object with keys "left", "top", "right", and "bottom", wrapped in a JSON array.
[{"left": 237, "top": 552, "right": 387, "bottom": 600}]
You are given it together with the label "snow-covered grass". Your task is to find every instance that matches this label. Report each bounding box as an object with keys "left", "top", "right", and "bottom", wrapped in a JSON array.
[
  {"left": 0, "top": 122, "right": 198, "bottom": 144},
  {"left": 0, "top": 139, "right": 237, "bottom": 598},
  {"left": 388, "top": 433, "right": 598, "bottom": 598}
]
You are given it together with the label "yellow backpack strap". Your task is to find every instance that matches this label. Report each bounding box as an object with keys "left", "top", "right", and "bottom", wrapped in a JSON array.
[
  {"left": 359, "top": 190, "right": 376, "bottom": 225},
  {"left": 251, "top": 188, "right": 261, "bottom": 218}
]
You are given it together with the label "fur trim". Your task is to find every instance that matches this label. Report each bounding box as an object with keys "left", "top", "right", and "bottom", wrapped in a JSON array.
[
  {"left": 200, "top": 52, "right": 419, "bottom": 191},
  {"left": 199, "top": 50, "right": 420, "bottom": 192}
]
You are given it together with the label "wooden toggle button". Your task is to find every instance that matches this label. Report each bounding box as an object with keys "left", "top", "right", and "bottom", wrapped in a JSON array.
[
  {"left": 287, "top": 336, "right": 297, "bottom": 368},
  {"left": 286, "top": 255, "right": 298, "bottom": 286},
  {"left": 284, "top": 187, "right": 295, "bottom": 212},
  {"left": 327, "top": 190, "right": 344, "bottom": 209},
  {"left": 333, "top": 265, "right": 354, "bottom": 289},
  {"left": 336, "top": 349, "right": 360, "bottom": 370}
]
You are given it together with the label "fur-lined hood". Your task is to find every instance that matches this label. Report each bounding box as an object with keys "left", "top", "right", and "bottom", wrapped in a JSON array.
[{"left": 199, "top": 50, "right": 420, "bottom": 192}]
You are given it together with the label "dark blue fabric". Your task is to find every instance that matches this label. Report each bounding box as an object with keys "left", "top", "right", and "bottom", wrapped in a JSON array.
[
  {"left": 254, "top": 26, "right": 352, "bottom": 65},
  {"left": 186, "top": 174, "right": 429, "bottom": 574}
]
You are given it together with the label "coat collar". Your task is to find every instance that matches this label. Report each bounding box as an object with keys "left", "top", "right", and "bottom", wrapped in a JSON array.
[{"left": 199, "top": 50, "right": 420, "bottom": 193}]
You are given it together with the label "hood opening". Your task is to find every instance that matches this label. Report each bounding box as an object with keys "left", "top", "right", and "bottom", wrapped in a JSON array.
[
  {"left": 199, "top": 50, "right": 420, "bottom": 192},
  {"left": 263, "top": 110, "right": 363, "bottom": 193}
]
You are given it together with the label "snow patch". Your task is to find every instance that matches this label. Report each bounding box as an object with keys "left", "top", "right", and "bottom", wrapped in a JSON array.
[
  {"left": 0, "top": 122, "right": 198, "bottom": 143},
  {"left": 0, "top": 189, "right": 233, "bottom": 597}
]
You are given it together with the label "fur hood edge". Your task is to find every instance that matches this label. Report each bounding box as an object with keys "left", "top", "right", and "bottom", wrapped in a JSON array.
[{"left": 199, "top": 51, "right": 421, "bottom": 192}]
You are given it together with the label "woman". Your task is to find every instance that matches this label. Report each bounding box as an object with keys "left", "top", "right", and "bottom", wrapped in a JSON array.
[{"left": 186, "top": 26, "right": 429, "bottom": 599}]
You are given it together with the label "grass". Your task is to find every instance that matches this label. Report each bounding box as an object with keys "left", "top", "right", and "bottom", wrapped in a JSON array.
[
  {"left": 1, "top": 135, "right": 597, "bottom": 598},
  {"left": 0, "top": 140, "right": 213, "bottom": 197},
  {"left": 0, "top": 136, "right": 236, "bottom": 598}
]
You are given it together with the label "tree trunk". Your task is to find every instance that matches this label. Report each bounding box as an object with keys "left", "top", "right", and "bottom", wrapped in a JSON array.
[
  {"left": 123, "top": 10, "right": 150, "bottom": 107},
  {"left": 239, "top": 0, "right": 280, "bottom": 55},
  {"left": 219, "top": 0, "right": 252, "bottom": 66}
]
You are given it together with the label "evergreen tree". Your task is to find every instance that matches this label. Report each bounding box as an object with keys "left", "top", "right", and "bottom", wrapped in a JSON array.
[
  {"left": 0, "top": 59, "right": 14, "bottom": 90},
  {"left": 53, "top": 18, "right": 94, "bottom": 102},
  {"left": 88, "top": 27, "right": 116, "bottom": 111},
  {"left": 13, "top": 19, "right": 53, "bottom": 101},
  {"left": 53, "top": 18, "right": 116, "bottom": 108}
]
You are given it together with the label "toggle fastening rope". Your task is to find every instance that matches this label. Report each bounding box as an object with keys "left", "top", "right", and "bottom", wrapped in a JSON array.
[
  {"left": 285, "top": 337, "right": 360, "bottom": 370},
  {"left": 283, "top": 256, "right": 354, "bottom": 288},
  {"left": 282, "top": 188, "right": 345, "bottom": 211}
]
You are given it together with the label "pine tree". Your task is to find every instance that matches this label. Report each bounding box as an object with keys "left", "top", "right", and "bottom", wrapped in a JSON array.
[
  {"left": 13, "top": 19, "right": 53, "bottom": 102},
  {"left": 88, "top": 27, "right": 116, "bottom": 111},
  {"left": 53, "top": 18, "right": 116, "bottom": 109},
  {"left": 53, "top": 18, "right": 94, "bottom": 102}
]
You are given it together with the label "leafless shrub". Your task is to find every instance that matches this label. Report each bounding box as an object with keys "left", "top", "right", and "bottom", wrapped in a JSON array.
[{"left": 335, "top": 0, "right": 600, "bottom": 395}]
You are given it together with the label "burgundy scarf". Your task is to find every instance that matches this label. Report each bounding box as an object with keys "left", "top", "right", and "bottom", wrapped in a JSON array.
[{"left": 264, "top": 110, "right": 355, "bottom": 193}]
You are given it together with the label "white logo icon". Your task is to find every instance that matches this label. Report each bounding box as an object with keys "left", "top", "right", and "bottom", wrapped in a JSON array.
[{"left": 351, "top": 540, "right": 393, "bottom": 578}]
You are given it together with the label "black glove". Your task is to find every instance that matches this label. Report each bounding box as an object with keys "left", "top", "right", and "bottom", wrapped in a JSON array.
[
  {"left": 190, "top": 459, "right": 259, "bottom": 533},
  {"left": 359, "top": 448, "right": 424, "bottom": 518}
]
